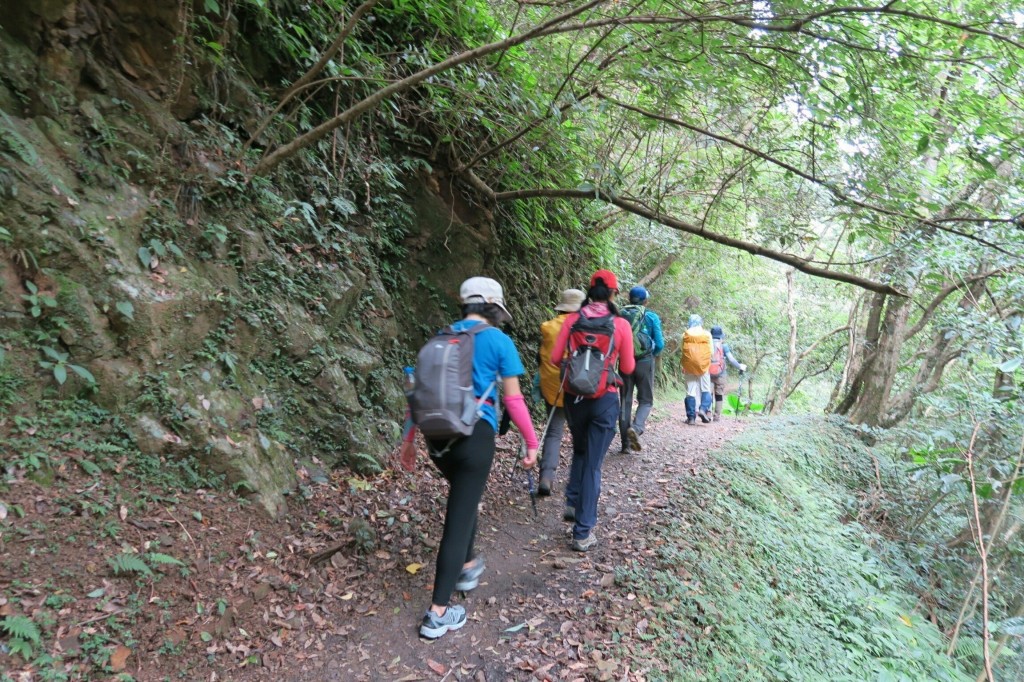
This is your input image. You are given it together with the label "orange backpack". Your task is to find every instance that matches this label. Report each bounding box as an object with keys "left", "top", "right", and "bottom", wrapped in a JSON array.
[{"left": 681, "top": 328, "right": 711, "bottom": 375}]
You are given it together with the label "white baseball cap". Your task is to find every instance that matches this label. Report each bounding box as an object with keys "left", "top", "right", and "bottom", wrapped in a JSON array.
[{"left": 460, "top": 277, "right": 512, "bottom": 322}]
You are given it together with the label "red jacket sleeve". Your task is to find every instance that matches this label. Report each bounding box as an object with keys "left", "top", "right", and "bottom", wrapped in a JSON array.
[
  {"left": 550, "top": 313, "right": 578, "bottom": 366},
  {"left": 616, "top": 317, "right": 636, "bottom": 375}
]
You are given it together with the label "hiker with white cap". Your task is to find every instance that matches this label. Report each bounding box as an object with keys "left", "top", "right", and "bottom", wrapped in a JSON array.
[
  {"left": 536, "top": 288, "right": 585, "bottom": 496},
  {"left": 401, "top": 276, "right": 539, "bottom": 639}
]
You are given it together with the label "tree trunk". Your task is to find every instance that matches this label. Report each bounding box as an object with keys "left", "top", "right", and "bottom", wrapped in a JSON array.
[
  {"left": 768, "top": 269, "right": 798, "bottom": 415},
  {"left": 843, "top": 296, "right": 911, "bottom": 426}
]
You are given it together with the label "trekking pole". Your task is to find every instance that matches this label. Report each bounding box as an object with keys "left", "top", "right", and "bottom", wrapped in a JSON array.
[
  {"left": 734, "top": 371, "right": 744, "bottom": 419},
  {"left": 512, "top": 438, "right": 538, "bottom": 517}
]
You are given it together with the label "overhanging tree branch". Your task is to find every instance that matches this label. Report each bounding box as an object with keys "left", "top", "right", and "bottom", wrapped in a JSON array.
[
  {"left": 282, "top": 0, "right": 380, "bottom": 102},
  {"left": 251, "top": 0, "right": 612, "bottom": 175},
  {"left": 489, "top": 186, "right": 906, "bottom": 295},
  {"left": 596, "top": 92, "right": 1021, "bottom": 257}
]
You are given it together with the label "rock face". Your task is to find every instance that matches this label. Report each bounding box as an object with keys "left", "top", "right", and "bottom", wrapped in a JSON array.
[{"left": 0, "top": 1, "right": 512, "bottom": 516}]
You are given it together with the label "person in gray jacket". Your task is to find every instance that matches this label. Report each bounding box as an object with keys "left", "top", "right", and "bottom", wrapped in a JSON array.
[{"left": 709, "top": 325, "right": 746, "bottom": 421}]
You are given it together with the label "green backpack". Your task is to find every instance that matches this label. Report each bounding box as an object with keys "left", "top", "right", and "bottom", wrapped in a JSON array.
[{"left": 620, "top": 305, "right": 654, "bottom": 359}]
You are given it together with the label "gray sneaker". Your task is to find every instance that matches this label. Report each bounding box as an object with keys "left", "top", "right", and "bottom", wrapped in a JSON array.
[
  {"left": 563, "top": 505, "right": 576, "bottom": 522},
  {"left": 419, "top": 604, "right": 467, "bottom": 639},
  {"left": 455, "top": 557, "right": 485, "bottom": 591},
  {"left": 571, "top": 533, "right": 597, "bottom": 552}
]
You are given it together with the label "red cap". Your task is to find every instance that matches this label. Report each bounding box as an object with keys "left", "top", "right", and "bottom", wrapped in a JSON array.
[{"left": 590, "top": 269, "right": 618, "bottom": 291}]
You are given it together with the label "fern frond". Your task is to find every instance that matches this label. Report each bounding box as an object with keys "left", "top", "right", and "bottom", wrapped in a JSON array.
[
  {"left": 0, "top": 110, "right": 78, "bottom": 201},
  {"left": 1, "top": 614, "right": 42, "bottom": 644},
  {"left": 952, "top": 635, "right": 984, "bottom": 665},
  {"left": 0, "top": 111, "right": 39, "bottom": 165},
  {"left": 107, "top": 553, "right": 153, "bottom": 577},
  {"left": 146, "top": 552, "right": 184, "bottom": 567},
  {"left": 349, "top": 451, "right": 382, "bottom": 475}
]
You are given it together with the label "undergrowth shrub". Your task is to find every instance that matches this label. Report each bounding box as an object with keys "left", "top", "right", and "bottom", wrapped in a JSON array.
[{"left": 624, "top": 417, "right": 971, "bottom": 682}]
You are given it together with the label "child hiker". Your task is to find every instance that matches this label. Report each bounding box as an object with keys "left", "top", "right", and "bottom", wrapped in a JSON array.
[{"left": 399, "top": 276, "right": 538, "bottom": 639}]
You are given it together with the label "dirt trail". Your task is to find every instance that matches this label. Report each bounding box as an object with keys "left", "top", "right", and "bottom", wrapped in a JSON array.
[{"left": 293, "top": 404, "right": 746, "bottom": 681}]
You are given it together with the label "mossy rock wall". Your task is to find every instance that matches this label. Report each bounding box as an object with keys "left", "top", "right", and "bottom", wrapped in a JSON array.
[{"left": 0, "top": 2, "right": 549, "bottom": 516}]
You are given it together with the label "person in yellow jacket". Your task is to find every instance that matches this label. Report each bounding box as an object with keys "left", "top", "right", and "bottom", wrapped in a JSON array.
[
  {"left": 681, "top": 314, "right": 713, "bottom": 424},
  {"left": 537, "top": 288, "right": 585, "bottom": 496}
]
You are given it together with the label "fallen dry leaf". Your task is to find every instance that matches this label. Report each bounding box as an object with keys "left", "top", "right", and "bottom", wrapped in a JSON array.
[
  {"left": 109, "top": 644, "right": 131, "bottom": 672},
  {"left": 426, "top": 658, "right": 447, "bottom": 675}
]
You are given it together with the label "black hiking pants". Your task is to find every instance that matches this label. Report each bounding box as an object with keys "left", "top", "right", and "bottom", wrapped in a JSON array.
[{"left": 427, "top": 420, "right": 495, "bottom": 606}]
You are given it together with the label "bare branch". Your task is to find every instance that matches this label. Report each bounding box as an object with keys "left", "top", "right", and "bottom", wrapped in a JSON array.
[
  {"left": 490, "top": 186, "right": 906, "bottom": 295},
  {"left": 253, "top": 0, "right": 609, "bottom": 175},
  {"left": 282, "top": 0, "right": 381, "bottom": 102},
  {"left": 798, "top": 325, "right": 852, "bottom": 363},
  {"left": 905, "top": 267, "right": 1015, "bottom": 341}
]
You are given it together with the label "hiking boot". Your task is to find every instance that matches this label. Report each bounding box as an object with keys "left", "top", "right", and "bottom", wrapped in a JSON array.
[
  {"left": 626, "top": 427, "right": 642, "bottom": 452},
  {"left": 455, "top": 557, "right": 485, "bottom": 591},
  {"left": 571, "top": 532, "right": 597, "bottom": 552},
  {"left": 563, "top": 505, "right": 576, "bottom": 522},
  {"left": 686, "top": 417, "right": 696, "bottom": 425},
  {"left": 537, "top": 476, "right": 552, "bottom": 497},
  {"left": 698, "top": 409, "right": 711, "bottom": 423},
  {"left": 419, "top": 604, "right": 467, "bottom": 639}
]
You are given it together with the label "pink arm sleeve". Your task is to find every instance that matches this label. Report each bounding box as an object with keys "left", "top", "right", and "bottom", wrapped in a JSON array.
[
  {"left": 502, "top": 393, "right": 538, "bottom": 449},
  {"left": 402, "top": 407, "right": 416, "bottom": 443},
  {"left": 616, "top": 318, "right": 636, "bottom": 375},
  {"left": 549, "top": 313, "right": 577, "bottom": 366}
]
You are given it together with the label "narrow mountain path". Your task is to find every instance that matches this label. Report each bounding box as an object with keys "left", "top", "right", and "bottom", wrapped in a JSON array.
[{"left": 287, "top": 403, "right": 746, "bottom": 681}]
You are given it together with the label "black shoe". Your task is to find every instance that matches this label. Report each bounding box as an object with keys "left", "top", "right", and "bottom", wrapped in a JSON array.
[
  {"left": 563, "top": 505, "right": 576, "bottom": 522},
  {"left": 686, "top": 417, "right": 696, "bottom": 425},
  {"left": 537, "top": 477, "right": 552, "bottom": 497}
]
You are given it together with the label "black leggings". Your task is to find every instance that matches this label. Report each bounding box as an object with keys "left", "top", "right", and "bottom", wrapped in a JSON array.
[{"left": 427, "top": 420, "right": 496, "bottom": 606}]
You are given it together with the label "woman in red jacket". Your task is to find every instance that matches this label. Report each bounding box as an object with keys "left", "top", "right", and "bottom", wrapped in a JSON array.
[{"left": 549, "top": 269, "right": 635, "bottom": 551}]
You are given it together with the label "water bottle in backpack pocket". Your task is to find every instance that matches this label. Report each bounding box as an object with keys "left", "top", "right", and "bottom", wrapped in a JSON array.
[
  {"left": 563, "top": 313, "right": 618, "bottom": 398},
  {"left": 408, "top": 323, "right": 495, "bottom": 441}
]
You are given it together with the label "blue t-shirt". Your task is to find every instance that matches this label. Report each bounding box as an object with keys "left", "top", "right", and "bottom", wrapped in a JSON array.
[{"left": 448, "top": 319, "right": 524, "bottom": 431}]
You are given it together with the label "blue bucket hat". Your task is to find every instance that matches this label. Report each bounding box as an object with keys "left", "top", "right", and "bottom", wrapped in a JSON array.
[
  {"left": 711, "top": 325, "right": 724, "bottom": 339},
  {"left": 688, "top": 314, "right": 703, "bottom": 328}
]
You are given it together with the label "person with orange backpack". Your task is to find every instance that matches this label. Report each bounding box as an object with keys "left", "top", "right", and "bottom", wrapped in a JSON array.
[
  {"left": 536, "top": 288, "right": 585, "bottom": 496},
  {"left": 709, "top": 325, "right": 747, "bottom": 421},
  {"left": 549, "top": 270, "right": 635, "bottom": 551},
  {"left": 680, "top": 314, "right": 713, "bottom": 425}
]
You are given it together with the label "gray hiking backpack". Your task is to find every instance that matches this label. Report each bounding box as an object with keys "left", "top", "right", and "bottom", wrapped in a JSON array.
[{"left": 409, "top": 323, "right": 496, "bottom": 441}]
